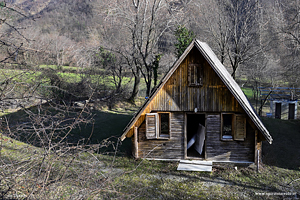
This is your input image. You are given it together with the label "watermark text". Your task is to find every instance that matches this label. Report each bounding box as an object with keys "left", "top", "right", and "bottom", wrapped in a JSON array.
[{"left": 255, "top": 192, "right": 296, "bottom": 196}]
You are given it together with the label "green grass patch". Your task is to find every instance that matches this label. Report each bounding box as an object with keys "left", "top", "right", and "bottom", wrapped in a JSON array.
[
  {"left": 70, "top": 110, "right": 132, "bottom": 153},
  {"left": 0, "top": 69, "right": 41, "bottom": 83},
  {"left": 57, "top": 72, "right": 83, "bottom": 83},
  {"left": 241, "top": 87, "right": 254, "bottom": 99},
  {"left": 39, "top": 65, "right": 78, "bottom": 71}
]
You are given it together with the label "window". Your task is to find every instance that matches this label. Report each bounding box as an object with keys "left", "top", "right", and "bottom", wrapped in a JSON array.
[
  {"left": 222, "top": 114, "right": 233, "bottom": 140},
  {"left": 221, "top": 114, "right": 246, "bottom": 141},
  {"left": 146, "top": 113, "right": 170, "bottom": 139},
  {"left": 188, "top": 64, "right": 203, "bottom": 86},
  {"left": 159, "top": 113, "right": 170, "bottom": 137}
]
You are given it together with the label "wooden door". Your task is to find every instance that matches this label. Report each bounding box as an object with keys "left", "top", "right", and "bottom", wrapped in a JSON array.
[
  {"left": 288, "top": 103, "right": 295, "bottom": 120},
  {"left": 275, "top": 103, "right": 281, "bottom": 119}
]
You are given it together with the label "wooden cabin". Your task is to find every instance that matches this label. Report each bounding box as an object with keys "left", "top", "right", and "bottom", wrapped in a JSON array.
[{"left": 120, "top": 40, "right": 273, "bottom": 165}]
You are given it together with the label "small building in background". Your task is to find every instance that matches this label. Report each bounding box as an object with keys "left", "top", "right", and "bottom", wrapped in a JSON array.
[
  {"left": 270, "top": 99, "right": 298, "bottom": 120},
  {"left": 261, "top": 87, "right": 299, "bottom": 120}
]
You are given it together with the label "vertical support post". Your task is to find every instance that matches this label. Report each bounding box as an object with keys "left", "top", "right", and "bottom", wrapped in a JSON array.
[
  {"left": 255, "top": 130, "right": 261, "bottom": 172},
  {"left": 255, "top": 130, "right": 258, "bottom": 169},
  {"left": 204, "top": 114, "right": 207, "bottom": 160},
  {"left": 184, "top": 113, "right": 187, "bottom": 159},
  {"left": 257, "top": 149, "right": 260, "bottom": 172},
  {"left": 134, "top": 127, "right": 138, "bottom": 158}
]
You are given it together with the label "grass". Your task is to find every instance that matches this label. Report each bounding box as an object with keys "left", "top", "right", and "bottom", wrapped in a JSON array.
[
  {"left": 57, "top": 71, "right": 83, "bottom": 83},
  {"left": 1, "top": 66, "right": 299, "bottom": 198},
  {"left": 261, "top": 118, "right": 300, "bottom": 170},
  {"left": 1, "top": 101, "right": 300, "bottom": 199},
  {"left": 39, "top": 65, "right": 78, "bottom": 71},
  {"left": 241, "top": 87, "right": 254, "bottom": 99},
  {"left": 0, "top": 69, "right": 41, "bottom": 83},
  {"left": 0, "top": 67, "right": 140, "bottom": 94},
  {"left": 70, "top": 110, "right": 133, "bottom": 153}
]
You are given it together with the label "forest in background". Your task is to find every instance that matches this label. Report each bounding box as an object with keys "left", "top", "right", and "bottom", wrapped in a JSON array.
[{"left": 2, "top": 0, "right": 300, "bottom": 103}]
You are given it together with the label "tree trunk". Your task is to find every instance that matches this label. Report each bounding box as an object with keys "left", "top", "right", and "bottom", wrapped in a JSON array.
[
  {"left": 231, "top": 71, "right": 236, "bottom": 80},
  {"left": 231, "top": 61, "right": 238, "bottom": 80},
  {"left": 128, "top": 68, "right": 141, "bottom": 103},
  {"left": 145, "top": 78, "right": 152, "bottom": 97}
]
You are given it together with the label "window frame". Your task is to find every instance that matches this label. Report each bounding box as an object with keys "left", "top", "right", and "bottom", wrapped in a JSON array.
[
  {"left": 145, "top": 112, "right": 170, "bottom": 139},
  {"left": 188, "top": 64, "right": 203, "bottom": 87},
  {"left": 145, "top": 113, "right": 158, "bottom": 139},
  {"left": 221, "top": 113, "right": 234, "bottom": 141},
  {"left": 221, "top": 113, "right": 246, "bottom": 141}
]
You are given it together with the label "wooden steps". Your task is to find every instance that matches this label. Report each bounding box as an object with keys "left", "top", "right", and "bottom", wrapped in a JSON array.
[{"left": 177, "top": 160, "right": 212, "bottom": 172}]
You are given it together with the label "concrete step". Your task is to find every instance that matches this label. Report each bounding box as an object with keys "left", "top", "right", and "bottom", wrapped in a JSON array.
[{"left": 177, "top": 160, "right": 212, "bottom": 172}]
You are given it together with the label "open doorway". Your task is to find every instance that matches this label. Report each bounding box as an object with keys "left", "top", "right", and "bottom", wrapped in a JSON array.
[
  {"left": 275, "top": 103, "right": 281, "bottom": 119},
  {"left": 288, "top": 103, "right": 295, "bottom": 119},
  {"left": 186, "top": 114, "right": 205, "bottom": 158}
]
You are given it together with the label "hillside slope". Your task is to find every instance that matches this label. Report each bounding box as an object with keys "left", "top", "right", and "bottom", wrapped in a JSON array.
[{"left": 262, "top": 118, "right": 300, "bottom": 169}]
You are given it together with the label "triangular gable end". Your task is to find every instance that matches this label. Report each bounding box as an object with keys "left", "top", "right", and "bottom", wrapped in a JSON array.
[
  {"left": 194, "top": 40, "right": 272, "bottom": 144},
  {"left": 121, "top": 39, "right": 273, "bottom": 144},
  {"left": 120, "top": 40, "right": 195, "bottom": 141}
]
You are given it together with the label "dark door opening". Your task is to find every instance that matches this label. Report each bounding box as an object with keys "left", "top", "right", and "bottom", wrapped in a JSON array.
[
  {"left": 186, "top": 114, "right": 205, "bottom": 158},
  {"left": 275, "top": 103, "right": 281, "bottom": 119},
  {"left": 288, "top": 103, "right": 295, "bottom": 119}
]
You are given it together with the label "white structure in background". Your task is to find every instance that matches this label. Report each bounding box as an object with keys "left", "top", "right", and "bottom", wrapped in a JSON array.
[
  {"left": 261, "top": 87, "right": 299, "bottom": 120},
  {"left": 270, "top": 100, "right": 298, "bottom": 120}
]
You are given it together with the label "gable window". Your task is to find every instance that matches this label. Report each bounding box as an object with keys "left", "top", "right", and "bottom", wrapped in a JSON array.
[
  {"left": 146, "top": 113, "right": 170, "bottom": 139},
  {"left": 221, "top": 113, "right": 246, "bottom": 141},
  {"left": 188, "top": 64, "right": 203, "bottom": 86}
]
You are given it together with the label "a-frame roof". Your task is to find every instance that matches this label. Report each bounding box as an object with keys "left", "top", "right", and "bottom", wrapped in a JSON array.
[{"left": 121, "top": 39, "right": 273, "bottom": 144}]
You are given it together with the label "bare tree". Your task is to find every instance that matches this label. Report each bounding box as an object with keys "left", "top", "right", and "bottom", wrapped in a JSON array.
[
  {"left": 200, "top": 0, "right": 261, "bottom": 79},
  {"left": 275, "top": 0, "right": 300, "bottom": 87},
  {"left": 101, "top": 0, "right": 183, "bottom": 101},
  {"left": 0, "top": 3, "right": 105, "bottom": 199}
]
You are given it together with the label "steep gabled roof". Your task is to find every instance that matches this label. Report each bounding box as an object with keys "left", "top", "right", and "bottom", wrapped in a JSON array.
[{"left": 121, "top": 39, "right": 273, "bottom": 144}]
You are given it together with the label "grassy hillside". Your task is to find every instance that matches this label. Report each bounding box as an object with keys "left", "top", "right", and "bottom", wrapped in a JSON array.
[{"left": 262, "top": 118, "right": 300, "bottom": 170}]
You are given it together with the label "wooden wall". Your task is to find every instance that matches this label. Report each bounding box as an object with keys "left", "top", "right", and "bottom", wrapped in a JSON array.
[
  {"left": 137, "top": 112, "right": 185, "bottom": 159},
  {"left": 206, "top": 114, "right": 255, "bottom": 162},
  {"left": 130, "top": 46, "right": 257, "bottom": 162},
  {"left": 125, "top": 46, "right": 244, "bottom": 138},
  {"left": 148, "top": 47, "right": 244, "bottom": 113},
  {"left": 135, "top": 112, "right": 255, "bottom": 162}
]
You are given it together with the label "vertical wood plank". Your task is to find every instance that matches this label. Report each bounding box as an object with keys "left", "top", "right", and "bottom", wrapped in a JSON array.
[
  {"left": 184, "top": 113, "right": 187, "bottom": 159},
  {"left": 134, "top": 127, "right": 138, "bottom": 158}
]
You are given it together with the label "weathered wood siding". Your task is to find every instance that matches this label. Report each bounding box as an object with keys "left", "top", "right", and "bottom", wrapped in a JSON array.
[
  {"left": 137, "top": 112, "right": 184, "bottom": 159},
  {"left": 206, "top": 114, "right": 255, "bottom": 162},
  {"left": 148, "top": 47, "right": 244, "bottom": 113},
  {"left": 130, "top": 46, "right": 257, "bottom": 161},
  {"left": 126, "top": 47, "right": 243, "bottom": 138}
]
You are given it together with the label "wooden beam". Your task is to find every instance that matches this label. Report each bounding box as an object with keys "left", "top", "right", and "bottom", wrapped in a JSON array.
[
  {"left": 254, "top": 130, "right": 262, "bottom": 172},
  {"left": 184, "top": 113, "right": 187, "bottom": 159},
  {"left": 134, "top": 127, "right": 138, "bottom": 158}
]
